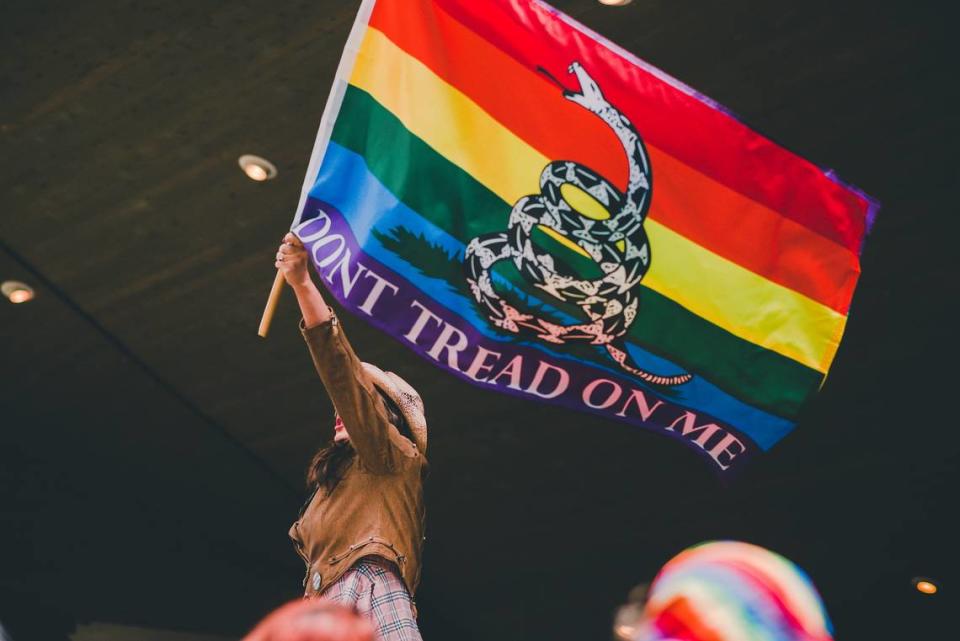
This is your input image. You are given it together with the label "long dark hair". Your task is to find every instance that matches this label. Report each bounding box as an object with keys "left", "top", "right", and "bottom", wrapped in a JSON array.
[{"left": 306, "top": 391, "right": 413, "bottom": 493}]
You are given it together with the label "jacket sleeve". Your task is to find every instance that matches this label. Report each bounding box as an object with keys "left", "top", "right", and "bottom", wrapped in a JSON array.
[{"left": 301, "top": 314, "right": 397, "bottom": 474}]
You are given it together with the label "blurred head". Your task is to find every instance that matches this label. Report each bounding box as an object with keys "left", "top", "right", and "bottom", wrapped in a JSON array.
[
  {"left": 615, "top": 541, "right": 834, "bottom": 641},
  {"left": 242, "top": 599, "right": 374, "bottom": 641}
]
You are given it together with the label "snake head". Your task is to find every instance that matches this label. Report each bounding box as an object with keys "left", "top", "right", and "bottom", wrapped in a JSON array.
[{"left": 564, "top": 61, "right": 606, "bottom": 110}]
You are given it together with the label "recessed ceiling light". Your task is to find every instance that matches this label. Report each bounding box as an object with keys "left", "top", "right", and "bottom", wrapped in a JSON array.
[
  {"left": 599, "top": 0, "right": 633, "bottom": 6},
  {"left": 238, "top": 154, "right": 277, "bottom": 182},
  {"left": 912, "top": 577, "right": 939, "bottom": 595},
  {"left": 2, "top": 280, "right": 35, "bottom": 304}
]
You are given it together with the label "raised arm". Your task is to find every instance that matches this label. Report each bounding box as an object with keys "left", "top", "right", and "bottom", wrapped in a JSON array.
[
  {"left": 277, "top": 233, "right": 331, "bottom": 327},
  {"left": 276, "top": 233, "right": 397, "bottom": 473}
]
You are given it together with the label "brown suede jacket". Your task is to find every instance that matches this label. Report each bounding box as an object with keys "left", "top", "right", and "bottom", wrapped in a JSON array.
[{"left": 288, "top": 314, "right": 427, "bottom": 599}]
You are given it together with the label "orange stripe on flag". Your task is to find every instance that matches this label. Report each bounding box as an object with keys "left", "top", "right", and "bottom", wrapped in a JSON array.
[{"left": 369, "top": 0, "right": 860, "bottom": 314}]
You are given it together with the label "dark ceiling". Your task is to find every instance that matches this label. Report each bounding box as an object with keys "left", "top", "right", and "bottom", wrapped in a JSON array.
[{"left": 1, "top": 1, "right": 957, "bottom": 639}]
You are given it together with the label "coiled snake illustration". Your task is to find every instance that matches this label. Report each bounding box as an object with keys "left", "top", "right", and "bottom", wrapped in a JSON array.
[{"left": 463, "top": 62, "right": 692, "bottom": 386}]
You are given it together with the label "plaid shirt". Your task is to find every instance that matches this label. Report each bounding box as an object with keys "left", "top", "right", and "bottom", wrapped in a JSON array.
[{"left": 317, "top": 556, "right": 423, "bottom": 641}]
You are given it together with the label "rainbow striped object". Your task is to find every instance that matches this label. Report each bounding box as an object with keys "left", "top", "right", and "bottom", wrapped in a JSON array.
[
  {"left": 289, "top": 0, "right": 877, "bottom": 473},
  {"left": 633, "top": 541, "right": 834, "bottom": 641}
]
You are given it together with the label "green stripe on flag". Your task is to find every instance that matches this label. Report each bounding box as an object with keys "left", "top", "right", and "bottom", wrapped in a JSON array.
[{"left": 332, "top": 85, "right": 823, "bottom": 418}]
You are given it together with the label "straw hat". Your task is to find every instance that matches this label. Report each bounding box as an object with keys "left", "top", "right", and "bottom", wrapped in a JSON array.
[{"left": 362, "top": 363, "right": 427, "bottom": 453}]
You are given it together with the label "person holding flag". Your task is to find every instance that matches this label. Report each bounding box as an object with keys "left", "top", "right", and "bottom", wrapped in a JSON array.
[{"left": 275, "top": 233, "right": 428, "bottom": 641}]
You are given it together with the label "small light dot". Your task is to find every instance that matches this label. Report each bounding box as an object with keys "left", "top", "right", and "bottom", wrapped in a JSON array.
[
  {"left": 599, "top": 0, "right": 633, "bottom": 6},
  {"left": 615, "top": 624, "right": 636, "bottom": 639},
  {"left": 2, "top": 280, "right": 35, "bottom": 304},
  {"left": 915, "top": 579, "right": 938, "bottom": 595},
  {"left": 244, "top": 163, "right": 268, "bottom": 181},
  {"left": 10, "top": 289, "right": 32, "bottom": 303},
  {"left": 238, "top": 154, "right": 277, "bottom": 182}
]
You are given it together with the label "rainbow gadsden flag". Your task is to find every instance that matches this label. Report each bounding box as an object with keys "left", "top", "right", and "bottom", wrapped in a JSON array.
[{"left": 289, "top": 0, "right": 878, "bottom": 473}]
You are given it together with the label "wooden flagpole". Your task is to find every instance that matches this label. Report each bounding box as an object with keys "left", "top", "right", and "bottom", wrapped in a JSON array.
[{"left": 257, "top": 270, "right": 286, "bottom": 338}]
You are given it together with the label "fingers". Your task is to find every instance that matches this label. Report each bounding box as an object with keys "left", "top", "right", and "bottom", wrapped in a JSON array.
[
  {"left": 283, "top": 232, "right": 304, "bottom": 248},
  {"left": 275, "top": 250, "right": 306, "bottom": 265},
  {"left": 276, "top": 239, "right": 307, "bottom": 257},
  {"left": 274, "top": 256, "right": 304, "bottom": 269},
  {"left": 275, "top": 241, "right": 307, "bottom": 271}
]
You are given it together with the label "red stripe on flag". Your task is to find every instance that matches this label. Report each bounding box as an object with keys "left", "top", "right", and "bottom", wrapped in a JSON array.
[{"left": 428, "top": 0, "right": 872, "bottom": 254}]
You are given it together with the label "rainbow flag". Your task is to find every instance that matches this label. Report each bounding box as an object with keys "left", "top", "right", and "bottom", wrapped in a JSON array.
[{"left": 289, "top": 0, "right": 877, "bottom": 473}]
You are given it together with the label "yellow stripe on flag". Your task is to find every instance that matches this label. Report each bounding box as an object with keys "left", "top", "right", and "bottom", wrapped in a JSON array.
[
  {"left": 353, "top": 30, "right": 547, "bottom": 213},
  {"left": 351, "top": 27, "right": 845, "bottom": 373}
]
